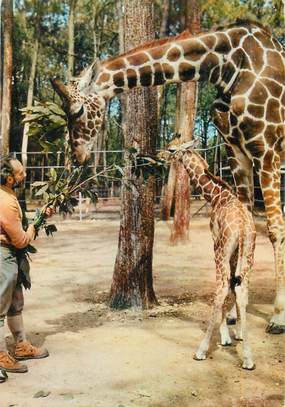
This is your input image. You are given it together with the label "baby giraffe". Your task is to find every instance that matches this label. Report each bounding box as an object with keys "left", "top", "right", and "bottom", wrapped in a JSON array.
[{"left": 166, "top": 138, "right": 256, "bottom": 370}]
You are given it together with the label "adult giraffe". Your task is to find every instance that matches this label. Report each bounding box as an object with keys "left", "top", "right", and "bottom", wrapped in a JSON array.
[{"left": 52, "top": 19, "right": 285, "bottom": 334}]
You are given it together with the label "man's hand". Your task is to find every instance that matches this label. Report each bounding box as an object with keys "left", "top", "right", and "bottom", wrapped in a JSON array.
[{"left": 44, "top": 207, "right": 54, "bottom": 218}]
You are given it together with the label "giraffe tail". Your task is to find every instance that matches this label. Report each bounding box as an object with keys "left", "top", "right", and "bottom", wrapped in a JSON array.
[{"left": 230, "top": 223, "right": 248, "bottom": 290}]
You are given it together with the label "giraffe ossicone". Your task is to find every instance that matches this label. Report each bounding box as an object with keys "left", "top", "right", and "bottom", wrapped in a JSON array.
[{"left": 52, "top": 19, "right": 285, "bottom": 334}]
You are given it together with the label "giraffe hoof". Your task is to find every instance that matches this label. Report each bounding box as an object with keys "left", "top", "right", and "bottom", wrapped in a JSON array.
[
  {"left": 193, "top": 353, "right": 206, "bottom": 361},
  {"left": 242, "top": 362, "right": 256, "bottom": 371},
  {"left": 226, "top": 317, "right": 237, "bottom": 326},
  {"left": 221, "top": 342, "right": 232, "bottom": 347},
  {"left": 266, "top": 323, "right": 285, "bottom": 334}
]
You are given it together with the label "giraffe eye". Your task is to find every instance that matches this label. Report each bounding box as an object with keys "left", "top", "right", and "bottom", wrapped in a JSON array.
[{"left": 68, "top": 105, "right": 84, "bottom": 121}]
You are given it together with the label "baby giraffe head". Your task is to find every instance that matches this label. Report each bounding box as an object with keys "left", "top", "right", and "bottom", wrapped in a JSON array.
[
  {"left": 51, "top": 77, "right": 106, "bottom": 165},
  {"left": 160, "top": 135, "right": 208, "bottom": 171}
]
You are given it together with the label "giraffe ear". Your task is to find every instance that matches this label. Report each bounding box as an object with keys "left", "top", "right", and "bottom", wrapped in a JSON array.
[
  {"left": 192, "top": 138, "right": 200, "bottom": 149},
  {"left": 179, "top": 138, "right": 199, "bottom": 150},
  {"left": 77, "top": 61, "right": 98, "bottom": 92}
]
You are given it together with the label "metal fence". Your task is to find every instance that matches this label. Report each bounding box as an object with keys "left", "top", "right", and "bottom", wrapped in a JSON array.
[{"left": 12, "top": 146, "right": 285, "bottom": 215}]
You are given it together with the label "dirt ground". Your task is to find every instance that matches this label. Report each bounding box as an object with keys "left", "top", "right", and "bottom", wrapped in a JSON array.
[{"left": 1, "top": 202, "right": 284, "bottom": 407}]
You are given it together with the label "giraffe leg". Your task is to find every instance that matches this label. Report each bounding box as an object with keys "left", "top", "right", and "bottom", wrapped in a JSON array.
[
  {"left": 194, "top": 245, "right": 230, "bottom": 360},
  {"left": 226, "top": 305, "right": 237, "bottom": 325},
  {"left": 220, "top": 288, "right": 235, "bottom": 345},
  {"left": 226, "top": 248, "right": 239, "bottom": 325},
  {"left": 212, "top": 110, "right": 254, "bottom": 208},
  {"left": 233, "top": 306, "right": 243, "bottom": 341},
  {"left": 235, "top": 284, "right": 255, "bottom": 370},
  {"left": 258, "top": 158, "right": 285, "bottom": 333},
  {"left": 225, "top": 144, "right": 254, "bottom": 210},
  {"left": 220, "top": 317, "right": 232, "bottom": 345},
  {"left": 194, "top": 283, "right": 229, "bottom": 360}
]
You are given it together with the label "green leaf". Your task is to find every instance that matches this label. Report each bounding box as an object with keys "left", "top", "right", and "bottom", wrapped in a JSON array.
[
  {"left": 128, "top": 147, "right": 138, "bottom": 154},
  {"left": 46, "top": 103, "right": 66, "bottom": 117},
  {"left": 32, "top": 181, "right": 48, "bottom": 189},
  {"left": 48, "top": 115, "right": 66, "bottom": 126},
  {"left": 22, "top": 113, "right": 44, "bottom": 123},
  {"left": 114, "top": 164, "right": 124, "bottom": 176},
  {"left": 35, "top": 184, "right": 49, "bottom": 197},
  {"left": 26, "top": 244, "right": 37, "bottom": 254},
  {"left": 49, "top": 168, "right": 58, "bottom": 182},
  {"left": 44, "top": 224, "right": 57, "bottom": 236}
]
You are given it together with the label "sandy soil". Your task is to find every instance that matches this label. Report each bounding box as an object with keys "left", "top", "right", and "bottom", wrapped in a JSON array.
[{"left": 1, "top": 202, "right": 284, "bottom": 407}]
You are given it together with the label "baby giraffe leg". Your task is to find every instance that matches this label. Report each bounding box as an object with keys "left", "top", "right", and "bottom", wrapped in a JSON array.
[
  {"left": 226, "top": 249, "right": 239, "bottom": 325},
  {"left": 233, "top": 302, "right": 243, "bottom": 340},
  {"left": 220, "top": 318, "right": 232, "bottom": 345},
  {"left": 194, "top": 282, "right": 229, "bottom": 360},
  {"left": 226, "top": 304, "right": 237, "bottom": 325},
  {"left": 220, "top": 291, "right": 235, "bottom": 345},
  {"left": 195, "top": 243, "right": 231, "bottom": 360},
  {"left": 235, "top": 284, "right": 255, "bottom": 370}
]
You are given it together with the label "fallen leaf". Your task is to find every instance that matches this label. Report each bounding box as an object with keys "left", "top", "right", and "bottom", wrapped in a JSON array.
[{"left": 33, "top": 390, "right": 51, "bottom": 398}]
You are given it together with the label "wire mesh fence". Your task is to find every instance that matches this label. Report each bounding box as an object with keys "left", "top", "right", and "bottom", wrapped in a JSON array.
[{"left": 12, "top": 146, "right": 285, "bottom": 217}]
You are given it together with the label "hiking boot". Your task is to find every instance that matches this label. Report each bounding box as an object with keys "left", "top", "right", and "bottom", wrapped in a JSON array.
[
  {"left": 0, "top": 368, "right": 8, "bottom": 382},
  {"left": 14, "top": 341, "right": 49, "bottom": 361},
  {"left": 0, "top": 351, "right": 28, "bottom": 373}
]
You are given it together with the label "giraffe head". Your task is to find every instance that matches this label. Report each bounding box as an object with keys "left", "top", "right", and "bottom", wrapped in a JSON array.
[
  {"left": 51, "top": 78, "right": 106, "bottom": 165},
  {"left": 161, "top": 135, "right": 212, "bottom": 173}
]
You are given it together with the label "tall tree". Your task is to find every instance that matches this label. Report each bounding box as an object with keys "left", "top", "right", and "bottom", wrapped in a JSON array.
[
  {"left": 1, "top": 0, "right": 13, "bottom": 155},
  {"left": 21, "top": 0, "right": 42, "bottom": 168},
  {"left": 157, "top": 0, "right": 170, "bottom": 118},
  {"left": 110, "top": 0, "right": 158, "bottom": 309},
  {"left": 162, "top": 0, "right": 201, "bottom": 244},
  {"left": 67, "top": 0, "right": 76, "bottom": 81},
  {"left": 0, "top": 0, "right": 3, "bottom": 129}
]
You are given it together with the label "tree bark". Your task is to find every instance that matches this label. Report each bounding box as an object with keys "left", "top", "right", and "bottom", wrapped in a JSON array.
[
  {"left": 110, "top": 0, "right": 158, "bottom": 309},
  {"left": 1, "top": 0, "right": 13, "bottom": 155},
  {"left": 0, "top": 0, "right": 3, "bottom": 129},
  {"left": 169, "top": 0, "right": 200, "bottom": 245},
  {"left": 157, "top": 0, "right": 170, "bottom": 120},
  {"left": 21, "top": 38, "right": 39, "bottom": 168},
  {"left": 160, "top": 0, "right": 170, "bottom": 37},
  {"left": 161, "top": 161, "right": 176, "bottom": 220},
  {"left": 67, "top": 0, "right": 76, "bottom": 81},
  {"left": 92, "top": 0, "right": 98, "bottom": 58}
]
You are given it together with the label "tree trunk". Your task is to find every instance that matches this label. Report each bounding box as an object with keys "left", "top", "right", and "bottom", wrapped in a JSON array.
[
  {"left": 92, "top": 0, "right": 98, "bottom": 58},
  {"left": 1, "top": 0, "right": 13, "bottom": 155},
  {"left": 161, "top": 161, "right": 176, "bottom": 220},
  {"left": 110, "top": 0, "right": 158, "bottom": 309},
  {"left": 157, "top": 0, "right": 170, "bottom": 120},
  {"left": 0, "top": 0, "right": 3, "bottom": 130},
  {"left": 67, "top": 0, "right": 76, "bottom": 81},
  {"left": 169, "top": 0, "right": 200, "bottom": 245},
  {"left": 21, "top": 38, "right": 39, "bottom": 168},
  {"left": 160, "top": 0, "right": 170, "bottom": 37}
]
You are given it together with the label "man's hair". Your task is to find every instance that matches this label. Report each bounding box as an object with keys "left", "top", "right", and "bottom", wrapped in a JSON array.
[{"left": 0, "top": 154, "right": 17, "bottom": 185}]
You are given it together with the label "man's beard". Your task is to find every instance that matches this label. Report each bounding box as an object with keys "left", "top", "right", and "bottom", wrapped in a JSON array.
[{"left": 12, "top": 180, "right": 24, "bottom": 189}]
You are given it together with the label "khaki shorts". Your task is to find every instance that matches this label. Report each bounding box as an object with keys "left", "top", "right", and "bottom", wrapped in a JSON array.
[{"left": 0, "top": 246, "right": 24, "bottom": 321}]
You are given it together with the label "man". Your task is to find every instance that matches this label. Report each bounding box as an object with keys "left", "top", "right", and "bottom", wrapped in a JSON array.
[{"left": 0, "top": 156, "right": 52, "bottom": 375}]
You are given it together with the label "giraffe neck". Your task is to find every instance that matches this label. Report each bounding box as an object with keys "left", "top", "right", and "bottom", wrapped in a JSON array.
[
  {"left": 79, "top": 27, "right": 249, "bottom": 99},
  {"left": 180, "top": 153, "right": 232, "bottom": 206}
]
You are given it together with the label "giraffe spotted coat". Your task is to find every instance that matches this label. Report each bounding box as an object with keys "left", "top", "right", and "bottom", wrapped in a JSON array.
[
  {"left": 52, "top": 19, "right": 285, "bottom": 333},
  {"left": 166, "top": 140, "right": 256, "bottom": 369}
]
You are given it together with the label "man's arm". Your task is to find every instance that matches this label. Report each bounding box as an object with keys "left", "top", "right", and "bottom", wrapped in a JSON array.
[{"left": 0, "top": 202, "right": 35, "bottom": 249}]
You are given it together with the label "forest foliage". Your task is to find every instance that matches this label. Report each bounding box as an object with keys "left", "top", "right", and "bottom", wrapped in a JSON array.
[{"left": 3, "top": 0, "right": 285, "bottom": 154}]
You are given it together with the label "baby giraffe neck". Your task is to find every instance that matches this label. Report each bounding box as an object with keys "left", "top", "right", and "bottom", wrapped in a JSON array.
[{"left": 180, "top": 154, "right": 228, "bottom": 206}]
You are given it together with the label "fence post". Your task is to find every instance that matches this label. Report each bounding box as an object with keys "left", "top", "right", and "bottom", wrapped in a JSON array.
[{"left": 79, "top": 192, "right": 83, "bottom": 221}]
